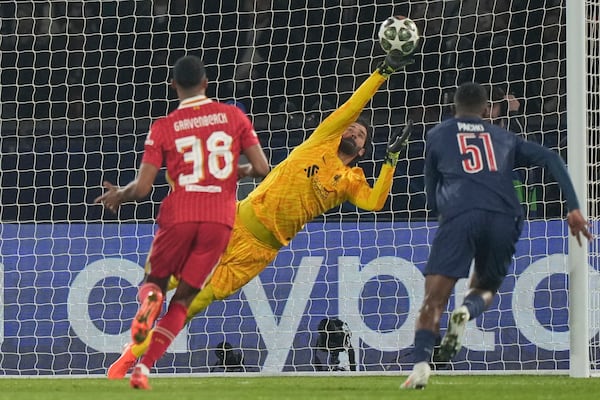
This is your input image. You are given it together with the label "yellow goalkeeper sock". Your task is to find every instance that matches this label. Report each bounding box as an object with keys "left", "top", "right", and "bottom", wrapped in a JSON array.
[
  {"left": 131, "top": 330, "right": 152, "bottom": 358},
  {"left": 185, "top": 284, "right": 216, "bottom": 323}
]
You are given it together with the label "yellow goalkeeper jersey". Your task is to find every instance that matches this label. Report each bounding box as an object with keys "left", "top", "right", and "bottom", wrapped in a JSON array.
[{"left": 247, "top": 70, "right": 396, "bottom": 247}]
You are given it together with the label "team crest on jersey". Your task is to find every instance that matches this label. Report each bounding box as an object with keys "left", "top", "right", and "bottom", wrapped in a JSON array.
[
  {"left": 304, "top": 165, "right": 319, "bottom": 178},
  {"left": 145, "top": 129, "right": 154, "bottom": 146}
]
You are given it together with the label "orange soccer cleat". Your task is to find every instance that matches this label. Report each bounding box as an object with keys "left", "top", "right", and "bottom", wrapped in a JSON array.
[
  {"left": 130, "top": 364, "right": 151, "bottom": 390},
  {"left": 107, "top": 343, "right": 137, "bottom": 380},
  {"left": 131, "top": 286, "right": 164, "bottom": 344}
]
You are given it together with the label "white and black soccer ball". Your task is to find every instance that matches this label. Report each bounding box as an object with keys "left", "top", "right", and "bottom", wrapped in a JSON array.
[{"left": 377, "top": 16, "right": 420, "bottom": 55}]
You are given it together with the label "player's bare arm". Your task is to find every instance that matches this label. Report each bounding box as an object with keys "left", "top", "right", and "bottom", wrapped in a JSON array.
[
  {"left": 238, "top": 143, "right": 270, "bottom": 179},
  {"left": 94, "top": 162, "right": 159, "bottom": 213}
]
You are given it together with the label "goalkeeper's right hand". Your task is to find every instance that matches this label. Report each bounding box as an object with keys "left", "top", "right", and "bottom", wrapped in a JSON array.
[
  {"left": 384, "top": 120, "right": 413, "bottom": 167},
  {"left": 377, "top": 50, "right": 416, "bottom": 77}
]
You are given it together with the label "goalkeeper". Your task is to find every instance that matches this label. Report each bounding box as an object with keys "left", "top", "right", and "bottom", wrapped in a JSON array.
[{"left": 108, "top": 50, "right": 414, "bottom": 379}]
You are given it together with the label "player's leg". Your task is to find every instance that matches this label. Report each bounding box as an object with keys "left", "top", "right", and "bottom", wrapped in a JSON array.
[
  {"left": 401, "top": 274, "right": 455, "bottom": 389},
  {"left": 109, "top": 252, "right": 235, "bottom": 380},
  {"left": 458, "top": 212, "right": 522, "bottom": 316},
  {"left": 402, "top": 214, "right": 476, "bottom": 389},
  {"left": 130, "top": 225, "right": 196, "bottom": 346},
  {"left": 436, "top": 276, "right": 494, "bottom": 366},
  {"left": 111, "top": 269, "right": 224, "bottom": 380},
  {"left": 460, "top": 212, "right": 521, "bottom": 315},
  {"left": 126, "top": 283, "right": 216, "bottom": 363},
  {"left": 438, "top": 212, "right": 522, "bottom": 362},
  {"left": 433, "top": 213, "right": 485, "bottom": 364},
  {"left": 131, "top": 279, "right": 201, "bottom": 389},
  {"left": 160, "top": 269, "right": 218, "bottom": 322},
  {"left": 107, "top": 246, "right": 166, "bottom": 380},
  {"left": 131, "top": 274, "right": 169, "bottom": 345},
  {"left": 111, "top": 221, "right": 279, "bottom": 380},
  {"left": 131, "top": 222, "right": 231, "bottom": 390}
]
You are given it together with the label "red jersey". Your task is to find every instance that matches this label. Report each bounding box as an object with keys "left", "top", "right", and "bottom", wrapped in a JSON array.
[{"left": 142, "top": 95, "right": 260, "bottom": 228}]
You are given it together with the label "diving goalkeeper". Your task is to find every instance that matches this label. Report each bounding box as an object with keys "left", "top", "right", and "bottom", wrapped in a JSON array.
[{"left": 108, "top": 50, "right": 414, "bottom": 379}]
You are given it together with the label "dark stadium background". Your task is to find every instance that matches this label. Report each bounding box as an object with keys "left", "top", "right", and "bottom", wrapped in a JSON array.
[{"left": 0, "top": 1, "right": 566, "bottom": 222}]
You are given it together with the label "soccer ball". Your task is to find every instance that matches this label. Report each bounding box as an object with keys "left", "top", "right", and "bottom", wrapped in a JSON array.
[{"left": 377, "top": 16, "right": 420, "bottom": 55}]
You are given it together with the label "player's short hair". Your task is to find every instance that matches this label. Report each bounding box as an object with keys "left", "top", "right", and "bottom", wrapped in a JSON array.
[
  {"left": 454, "top": 82, "right": 488, "bottom": 115},
  {"left": 482, "top": 84, "right": 509, "bottom": 117},
  {"left": 173, "top": 55, "right": 206, "bottom": 89}
]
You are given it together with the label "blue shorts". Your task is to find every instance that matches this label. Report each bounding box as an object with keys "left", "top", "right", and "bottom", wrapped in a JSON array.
[{"left": 425, "top": 209, "right": 523, "bottom": 291}]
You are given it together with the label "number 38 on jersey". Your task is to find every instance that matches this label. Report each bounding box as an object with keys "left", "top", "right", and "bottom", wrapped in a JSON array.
[{"left": 176, "top": 131, "right": 234, "bottom": 186}]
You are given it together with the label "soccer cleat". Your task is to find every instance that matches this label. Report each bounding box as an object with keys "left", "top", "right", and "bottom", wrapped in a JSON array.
[
  {"left": 130, "top": 364, "right": 151, "bottom": 390},
  {"left": 400, "top": 361, "right": 431, "bottom": 389},
  {"left": 435, "top": 305, "right": 470, "bottom": 362},
  {"left": 131, "top": 288, "right": 164, "bottom": 344},
  {"left": 107, "top": 342, "right": 137, "bottom": 380}
]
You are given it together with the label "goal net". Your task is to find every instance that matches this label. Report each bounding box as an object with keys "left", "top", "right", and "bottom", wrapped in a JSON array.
[
  {"left": 586, "top": 0, "right": 600, "bottom": 377},
  {"left": 0, "top": 0, "right": 595, "bottom": 375}
]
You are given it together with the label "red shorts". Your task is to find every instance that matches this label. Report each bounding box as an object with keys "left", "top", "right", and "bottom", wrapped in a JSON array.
[{"left": 147, "top": 222, "right": 232, "bottom": 289}]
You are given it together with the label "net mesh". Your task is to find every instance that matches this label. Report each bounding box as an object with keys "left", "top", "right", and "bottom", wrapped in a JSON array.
[
  {"left": 0, "top": 0, "right": 590, "bottom": 375},
  {"left": 586, "top": 0, "right": 600, "bottom": 375}
]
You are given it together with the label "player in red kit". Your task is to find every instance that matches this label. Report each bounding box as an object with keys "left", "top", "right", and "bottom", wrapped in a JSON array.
[{"left": 95, "top": 55, "right": 269, "bottom": 390}]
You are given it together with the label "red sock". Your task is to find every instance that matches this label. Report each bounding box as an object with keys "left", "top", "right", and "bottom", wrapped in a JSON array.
[
  {"left": 140, "top": 302, "right": 188, "bottom": 369},
  {"left": 138, "top": 282, "right": 161, "bottom": 302}
]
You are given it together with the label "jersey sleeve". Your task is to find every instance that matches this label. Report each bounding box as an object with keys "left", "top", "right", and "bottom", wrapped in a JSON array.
[
  {"left": 307, "top": 71, "right": 387, "bottom": 144},
  {"left": 515, "top": 138, "right": 580, "bottom": 211},
  {"left": 424, "top": 131, "right": 440, "bottom": 214},
  {"left": 234, "top": 108, "right": 260, "bottom": 150},
  {"left": 141, "top": 120, "right": 165, "bottom": 168},
  {"left": 346, "top": 163, "right": 395, "bottom": 211}
]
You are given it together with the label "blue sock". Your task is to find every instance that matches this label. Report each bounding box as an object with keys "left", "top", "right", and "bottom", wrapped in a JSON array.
[
  {"left": 462, "top": 293, "right": 486, "bottom": 320},
  {"left": 413, "top": 329, "right": 437, "bottom": 363}
]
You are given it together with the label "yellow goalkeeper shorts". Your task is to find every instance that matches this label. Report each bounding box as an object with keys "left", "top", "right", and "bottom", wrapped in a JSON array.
[
  {"left": 166, "top": 214, "right": 279, "bottom": 300},
  {"left": 209, "top": 216, "right": 280, "bottom": 299}
]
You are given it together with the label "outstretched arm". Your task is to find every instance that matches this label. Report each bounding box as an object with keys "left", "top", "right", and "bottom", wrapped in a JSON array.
[
  {"left": 516, "top": 140, "right": 579, "bottom": 210},
  {"left": 94, "top": 162, "right": 158, "bottom": 214},
  {"left": 307, "top": 51, "right": 414, "bottom": 144},
  {"left": 516, "top": 140, "right": 592, "bottom": 245},
  {"left": 349, "top": 123, "right": 412, "bottom": 211}
]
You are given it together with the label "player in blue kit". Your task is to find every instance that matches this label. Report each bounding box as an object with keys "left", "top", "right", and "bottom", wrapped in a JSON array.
[{"left": 401, "top": 82, "right": 592, "bottom": 389}]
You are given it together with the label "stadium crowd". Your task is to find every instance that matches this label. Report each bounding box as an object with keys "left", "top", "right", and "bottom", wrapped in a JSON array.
[{"left": 0, "top": 0, "right": 568, "bottom": 221}]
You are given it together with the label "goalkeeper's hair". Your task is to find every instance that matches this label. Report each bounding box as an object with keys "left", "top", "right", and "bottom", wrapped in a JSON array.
[
  {"left": 353, "top": 116, "right": 373, "bottom": 164},
  {"left": 454, "top": 82, "right": 488, "bottom": 115},
  {"left": 173, "top": 55, "right": 206, "bottom": 89}
]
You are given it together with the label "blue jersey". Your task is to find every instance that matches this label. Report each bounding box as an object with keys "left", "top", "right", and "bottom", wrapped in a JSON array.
[{"left": 425, "top": 116, "right": 579, "bottom": 220}]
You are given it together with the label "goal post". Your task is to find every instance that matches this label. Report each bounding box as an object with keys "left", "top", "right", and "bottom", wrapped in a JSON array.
[
  {"left": 566, "top": 0, "right": 590, "bottom": 378},
  {"left": 1, "top": 1, "right": 598, "bottom": 376}
]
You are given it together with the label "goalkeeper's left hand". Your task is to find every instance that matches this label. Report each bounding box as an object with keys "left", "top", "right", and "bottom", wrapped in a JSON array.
[
  {"left": 377, "top": 50, "right": 415, "bottom": 77},
  {"left": 384, "top": 120, "right": 413, "bottom": 167}
]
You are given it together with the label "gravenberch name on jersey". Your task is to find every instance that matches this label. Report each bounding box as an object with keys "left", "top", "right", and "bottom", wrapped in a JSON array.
[
  {"left": 457, "top": 121, "right": 485, "bottom": 132},
  {"left": 173, "top": 113, "right": 228, "bottom": 132}
]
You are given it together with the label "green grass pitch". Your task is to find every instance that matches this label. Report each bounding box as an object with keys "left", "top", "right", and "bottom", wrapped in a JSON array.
[{"left": 0, "top": 375, "right": 599, "bottom": 400}]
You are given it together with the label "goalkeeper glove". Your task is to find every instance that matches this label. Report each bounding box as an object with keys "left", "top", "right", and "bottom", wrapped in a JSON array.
[
  {"left": 384, "top": 120, "right": 413, "bottom": 167},
  {"left": 377, "top": 50, "right": 416, "bottom": 77}
]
